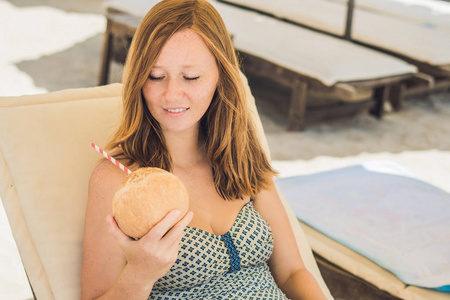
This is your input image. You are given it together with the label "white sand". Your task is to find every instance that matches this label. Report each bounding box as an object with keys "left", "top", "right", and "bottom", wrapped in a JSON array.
[
  {"left": 0, "top": 0, "right": 449, "bottom": 299},
  {"left": 261, "top": 92, "right": 450, "bottom": 193},
  {"left": 0, "top": 0, "right": 105, "bottom": 96}
]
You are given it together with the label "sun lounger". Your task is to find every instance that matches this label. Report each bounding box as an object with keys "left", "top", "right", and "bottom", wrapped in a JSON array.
[
  {"left": 221, "top": 0, "right": 450, "bottom": 97},
  {"left": 101, "top": 0, "right": 417, "bottom": 130},
  {"left": 0, "top": 78, "right": 333, "bottom": 299},
  {"left": 326, "top": 0, "right": 450, "bottom": 33},
  {"left": 222, "top": 0, "right": 450, "bottom": 66},
  {"left": 275, "top": 161, "right": 450, "bottom": 300}
]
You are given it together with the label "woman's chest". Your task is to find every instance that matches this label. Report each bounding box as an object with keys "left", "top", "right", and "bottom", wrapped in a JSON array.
[
  {"left": 174, "top": 165, "right": 250, "bottom": 236},
  {"left": 152, "top": 202, "right": 274, "bottom": 291}
]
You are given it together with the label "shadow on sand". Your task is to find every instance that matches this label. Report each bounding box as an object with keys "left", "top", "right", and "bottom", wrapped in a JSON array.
[{"left": 15, "top": 33, "right": 123, "bottom": 92}]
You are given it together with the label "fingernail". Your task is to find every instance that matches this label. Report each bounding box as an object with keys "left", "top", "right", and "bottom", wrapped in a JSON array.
[{"left": 172, "top": 210, "right": 181, "bottom": 217}]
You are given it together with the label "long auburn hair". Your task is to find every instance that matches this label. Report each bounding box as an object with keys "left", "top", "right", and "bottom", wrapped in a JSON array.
[{"left": 107, "top": 0, "right": 277, "bottom": 200}]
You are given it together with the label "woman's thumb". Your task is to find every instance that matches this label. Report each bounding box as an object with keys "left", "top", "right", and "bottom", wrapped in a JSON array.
[{"left": 106, "top": 215, "right": 133, "bottom": 245}]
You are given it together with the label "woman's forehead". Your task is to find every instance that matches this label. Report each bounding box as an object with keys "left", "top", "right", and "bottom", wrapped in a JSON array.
[{"left": 152, "top": 29, "right": 216, "bottom": 69}]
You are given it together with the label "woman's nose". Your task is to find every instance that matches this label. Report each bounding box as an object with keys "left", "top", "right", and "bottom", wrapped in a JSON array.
[{"left": 164, "top": 78, "right": 183, "bottom": 101}]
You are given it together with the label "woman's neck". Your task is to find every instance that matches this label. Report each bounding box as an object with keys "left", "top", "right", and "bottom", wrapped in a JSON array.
[{"left": 163, "top": 127, "right": 207, "bottom": 169}]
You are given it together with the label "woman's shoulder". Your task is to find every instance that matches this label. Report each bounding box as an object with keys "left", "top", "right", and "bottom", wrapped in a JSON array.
[{"left": 89, "top": 159, "right": 128, "bottom": 196}]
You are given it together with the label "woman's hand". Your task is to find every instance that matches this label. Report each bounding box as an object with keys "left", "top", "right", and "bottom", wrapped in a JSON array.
[{"left": 106, "top": 210, "right": 194, "bottom": 285}]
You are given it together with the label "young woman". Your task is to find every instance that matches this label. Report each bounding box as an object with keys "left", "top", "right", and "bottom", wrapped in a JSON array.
[{"left": 81, "top": 0, "right": 327, "bottom": 299}]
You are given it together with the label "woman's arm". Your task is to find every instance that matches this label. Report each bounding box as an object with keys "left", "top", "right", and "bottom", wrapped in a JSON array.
[
  {"left": 81, "top": 160, "right": 193, "bottom": 300},
  {"left": 253, "top": 181, "right": 327, "bottom": 300}
]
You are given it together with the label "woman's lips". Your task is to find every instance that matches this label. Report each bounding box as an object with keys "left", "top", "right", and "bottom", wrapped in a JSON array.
[
  {"left": 165, "top": 107, "right": 189, "bottom": 113},
  {"left": 164, "top": 107, "right": 190, "bottom": 116}
]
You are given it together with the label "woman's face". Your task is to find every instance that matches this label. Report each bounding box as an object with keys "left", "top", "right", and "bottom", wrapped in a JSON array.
[{"left": 142, "top": 29, "right": 219, "bottom": 134}]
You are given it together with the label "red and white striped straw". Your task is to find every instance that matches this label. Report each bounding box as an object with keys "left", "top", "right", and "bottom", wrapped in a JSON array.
[{"left": 90, "top": 143, "right": 132, "bottom": 175}]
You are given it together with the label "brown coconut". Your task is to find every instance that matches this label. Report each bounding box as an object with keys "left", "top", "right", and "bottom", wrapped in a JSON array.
[{"left": 112, "top": 167, "right": 189, "bottom": 239}]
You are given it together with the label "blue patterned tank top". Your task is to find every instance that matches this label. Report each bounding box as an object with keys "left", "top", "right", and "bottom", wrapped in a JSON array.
[{"left": 148, "top": 201, "right": 289, "bottom": 299}]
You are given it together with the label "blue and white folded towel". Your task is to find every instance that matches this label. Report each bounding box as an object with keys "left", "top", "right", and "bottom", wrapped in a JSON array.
[{"left": 276, "top": 162, "right": 450, "bottom": 292}]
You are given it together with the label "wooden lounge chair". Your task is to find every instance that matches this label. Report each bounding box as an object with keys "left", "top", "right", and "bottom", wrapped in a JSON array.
[
  {"left": 0, "top": 78, "right": 333, "bottom": 299},
  {"left": 326, "top": 0, "right": 450, "bottom": 33},
  {"left": 99, "top": 0, "right": 417, "bottom": 130},
  {"left": 221, "top": 0, "right": 450, "bottom": 103}
]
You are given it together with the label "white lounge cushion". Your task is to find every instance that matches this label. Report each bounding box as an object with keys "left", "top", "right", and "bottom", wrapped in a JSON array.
[{"left": 0, "top": 84, "right": 122, "bottom": 300}]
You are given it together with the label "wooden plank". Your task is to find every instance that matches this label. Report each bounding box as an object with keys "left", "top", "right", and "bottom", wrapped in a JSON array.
[
  {"left": 107, "top": 13, "right": 139, "bottom": 36},
  {"left": 246, "top": 72, "right": 374, "bottom": 129},
  {"left": 344, "top": 74, "right": 413, "bottom": 88},
  {"left": 413, "top": 62, "right": 450, "bottom": 78},
  {"left": 287, "top": 80, "right": 308, "bottom": 131},
  {"left": 388, "top": 84, "right": 405, "bottom": 111},
  {"left": 332, "top": 83, "right": 360, "bottom": 100},
  {"left": 344, "top": 0, "right": 355, "bottom": 40},
  {"left": 433, "top": 78, "right": 450, "bottom": 91},
  {"left": 370, "top": 85, "right": 390, "bottom": 118},
  {"left": 304, "top": 100, "right": 374, "bottom": 123},
  {"left": 404, "top": 78, "right": 450, "bottom": 97},
  {"left": 396, "top": 72, "right": 437, "bottom": 99},
  {"left": 98, "top": 18, "right": 114, "bottom": 85},
  {"left": 408, "top": 72, "right": 435, "bottom": 88},
  {"left": 98, "top": 12, "right": 140, "bottom": 85},
  {"left": 314, "top": 253, "right": 402, "bottom": 300}
]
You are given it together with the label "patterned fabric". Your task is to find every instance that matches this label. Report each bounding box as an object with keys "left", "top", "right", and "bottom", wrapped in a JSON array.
[
  {"left": 220, "top": 232, "right": 241, "bottom": 273},
  {"left": 149, "top": 201, "right": 289, "bottom": 299}
]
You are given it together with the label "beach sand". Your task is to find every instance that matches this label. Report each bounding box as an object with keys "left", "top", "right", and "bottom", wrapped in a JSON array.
[{"left": 0, "top": 0, "right": 449, "bottom": 299}]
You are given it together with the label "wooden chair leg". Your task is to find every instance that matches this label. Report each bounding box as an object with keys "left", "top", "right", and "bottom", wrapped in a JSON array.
[
  {"left": 370, "top": 85, "right": 390, "bottom": 119},
  {"left": 287, "top": 79, "right": 308, "bottom": 131},
  {"left": 98, "top": 18, "right": 113, "bottom": 86},
  {"left": 388, "top": 84, "right": 405, "bottom": 111}
]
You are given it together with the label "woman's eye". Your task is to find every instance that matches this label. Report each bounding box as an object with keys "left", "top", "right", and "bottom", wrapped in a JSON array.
[
  {"left": 184, "top": 76, "right": 200, "bottom": 81},
  {"left": 149, "top": 75, "right": 164, "bottom": 81}
]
